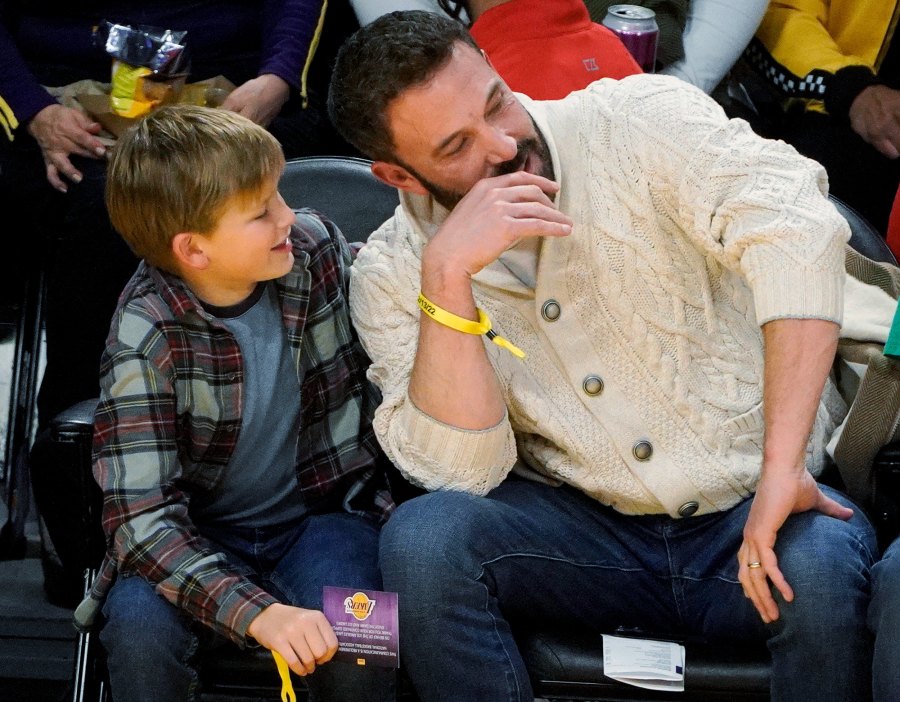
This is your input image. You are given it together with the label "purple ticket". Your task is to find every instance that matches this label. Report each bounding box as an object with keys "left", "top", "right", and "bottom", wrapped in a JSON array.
[{"left": 322, "top": 586, "right": 399, "bottom": 668}]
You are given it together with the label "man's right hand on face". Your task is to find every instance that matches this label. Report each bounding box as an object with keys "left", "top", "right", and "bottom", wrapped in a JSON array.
[
  {"left": 247, "top": 602, "right": 339, "bottom": 677},
  {"left": 424, "top": 171, "right": 573, "bottom": 281},
  {"left": 849, "top": 84, "right": 900, "bottom": 159}
]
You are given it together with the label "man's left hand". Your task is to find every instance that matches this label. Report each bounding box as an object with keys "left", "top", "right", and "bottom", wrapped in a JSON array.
[{"left": 738, "top": 469, "right": 853, "bottom": 623}]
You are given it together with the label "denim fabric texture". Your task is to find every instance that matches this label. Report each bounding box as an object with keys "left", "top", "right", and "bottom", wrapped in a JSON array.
[
  {"left": 100, "top": 512, "right": 395, "bottom": 702},
  {"left": 380, "top": 478, "right": 877, "bottom": 702},
  {"left": 870, "top": 535, "right": 900, "bottom": 701}
]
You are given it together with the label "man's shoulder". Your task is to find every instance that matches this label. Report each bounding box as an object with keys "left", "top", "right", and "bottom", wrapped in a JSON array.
[
  {"left": 352, "top": 210, "right": 415, "bottom": 274},
  {"left": 556, "top": 73, "right": 709, "bottom": 111}
]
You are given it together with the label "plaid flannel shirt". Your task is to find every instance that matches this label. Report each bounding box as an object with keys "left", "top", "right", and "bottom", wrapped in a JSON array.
[{"left": 74, "top": 210, "right": 394, "bottom": 644}]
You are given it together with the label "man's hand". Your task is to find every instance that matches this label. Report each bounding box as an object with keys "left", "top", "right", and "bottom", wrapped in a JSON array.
[
  {"left": 26, "top": 104, "right": 107, "bottom": 192},
  {"left": 424, "top": 170, "right": 573, "bottom": 282},
  {"left": 409, "top": 170, "right": 571, "bottom": 431},
  {"left": 221, "top": 74, "right": 290, "bottom": 128},
  {"left": 738, "top": 318, "right": 845, "bottom": 623},
  {"left": 849, "top": 84, "right": 900, "bottom": 159},
  {"left": 738, "top": 470, "right": 853, "bottom": 623},
  {"left": 246, "top": 603, "right": 339, "bottom": 676}
]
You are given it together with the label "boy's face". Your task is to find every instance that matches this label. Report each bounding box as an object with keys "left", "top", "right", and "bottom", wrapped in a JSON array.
[{"left": 197, "top": 176, "right": 296, "bottom": 304}]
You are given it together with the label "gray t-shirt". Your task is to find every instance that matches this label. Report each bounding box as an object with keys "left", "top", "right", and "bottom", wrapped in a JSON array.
[{"left": 190, "top": 283, "right": 306, "bottom": 527}]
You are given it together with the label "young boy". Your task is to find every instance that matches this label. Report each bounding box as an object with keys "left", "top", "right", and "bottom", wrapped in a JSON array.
[{"left": 73, "top": 105, "right": 397, "bottom": 701}]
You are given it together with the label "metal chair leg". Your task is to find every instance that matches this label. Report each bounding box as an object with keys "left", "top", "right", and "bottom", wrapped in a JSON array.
[{"left": 0, "top": 269, "right": 44, "bottom": 559}]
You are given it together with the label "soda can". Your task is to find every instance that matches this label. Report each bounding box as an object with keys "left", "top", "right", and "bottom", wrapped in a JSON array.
[{"left": 602, "top": 5, "right": 659, "bottom": 73}]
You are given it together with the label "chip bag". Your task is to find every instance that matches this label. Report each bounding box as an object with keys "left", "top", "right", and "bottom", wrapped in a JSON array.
[{"left": 94, "top": 21, "right": 188, "bottom": 117}]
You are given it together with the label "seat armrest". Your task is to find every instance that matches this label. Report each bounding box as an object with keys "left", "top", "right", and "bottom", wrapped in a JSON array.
[
  {"left": 518, "top": 629, "right": 770, "bottom": 698},
  {"left": 873, "top": 441, "right": 900, "bottom": 546},
  {"left": 49, "top": 398, "right": 99, "bottom": 441}
]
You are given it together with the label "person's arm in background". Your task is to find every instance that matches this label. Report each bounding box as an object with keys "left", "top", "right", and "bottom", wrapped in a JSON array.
[
  {"left": 349, "top": 0, "right": 455, "bottom": 27},
  {"left": 755, "top": 0, "right": 877, "bottom": 79},
  {"left": 221, "top": 0, "right": 326, "bottom": 126},
  {"left": 848, "top": 85, "right": 900, "bottom": 159},
  {"left": 754, "top": 0, "right": 900, "bottom": 158},
  {"left": 661, "top": 0, "right": 769, "bottom": 94},
  {"left": 0, "top": 20, "right": 106, "bottom": 191}
]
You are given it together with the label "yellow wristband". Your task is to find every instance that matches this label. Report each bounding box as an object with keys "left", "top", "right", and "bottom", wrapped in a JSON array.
[{"left": 417, "top": 292, "right": 526, "bottom": 359}]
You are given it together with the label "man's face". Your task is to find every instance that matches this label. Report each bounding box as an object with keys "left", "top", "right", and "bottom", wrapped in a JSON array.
[{"left": 383, "top": 43, "right": 554, "bottom": 209}]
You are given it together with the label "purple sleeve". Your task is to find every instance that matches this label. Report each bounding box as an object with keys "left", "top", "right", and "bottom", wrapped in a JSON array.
[
  {"left": 0, "top": 21, "right": 56, "bottom": 138},
  {"left": 259, "top": 0, "right": 327, "bottom": 90}
]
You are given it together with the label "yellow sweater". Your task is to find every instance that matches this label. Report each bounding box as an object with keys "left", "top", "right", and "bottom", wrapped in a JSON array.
[
  {"left": 350, "top": 75, "right": 851, "bottom": 517},
  {"left": 753, "top": 0, "right": 900, "bottom": 113}
]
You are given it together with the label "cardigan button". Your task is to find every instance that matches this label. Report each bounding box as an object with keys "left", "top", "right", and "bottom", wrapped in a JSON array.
[
  {"left": 582, "top": 375, "right": 604, "bottom": 396},
  {"left": 632, "top": 440, "right": 653, "bottom": 461},
  {"left": 678, "top": 501, "right": 699, "bottom": 518},
  {"left": 541, "top": 300, "right": 561, "bottom": 322}
]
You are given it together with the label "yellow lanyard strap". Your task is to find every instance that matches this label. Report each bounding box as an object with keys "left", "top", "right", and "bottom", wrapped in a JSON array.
[
  {"left": 271, "top": 650, "right": 297, "bottom": 702},
  {"left": 417, "top": 292, "right": 525, "bottom": 359}
]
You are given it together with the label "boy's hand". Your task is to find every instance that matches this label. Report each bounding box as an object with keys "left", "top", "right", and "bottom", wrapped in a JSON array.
[{"left": 247, "top": 603, "right": 339, "bottom": 676}]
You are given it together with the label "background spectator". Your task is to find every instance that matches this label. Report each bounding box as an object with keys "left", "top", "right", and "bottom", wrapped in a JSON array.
[
  {"left": 746, "top": 0, "right": 900, "bottom": 235},
  {"left": 438, "top": 0, "right": 641, "bottom": 100},
  {"left": 350, "top": 0, "right": 465, "bottom": 25},
  {"left": 584, "top": 0, "right": 767, "bottom": 95},
  {"left": 662, "top": 0, "right": 768, "bottom": 95},
  {"left": 0, "top": 0, "right": 360, "bottom": 431}
]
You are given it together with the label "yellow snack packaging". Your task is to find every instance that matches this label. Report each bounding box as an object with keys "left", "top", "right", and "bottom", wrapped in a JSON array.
[{"left": 109, "top": 60, "right": 156, "bottom": 118}]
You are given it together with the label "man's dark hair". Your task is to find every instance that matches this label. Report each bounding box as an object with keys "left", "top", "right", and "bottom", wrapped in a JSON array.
[{"left": 328, "top": 10, "right": 479, "bottom": 162}]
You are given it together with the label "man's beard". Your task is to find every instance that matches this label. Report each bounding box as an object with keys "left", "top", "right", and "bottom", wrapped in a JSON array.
[{"left": 401, "top": 122, "right": 554, "bottom": 211}]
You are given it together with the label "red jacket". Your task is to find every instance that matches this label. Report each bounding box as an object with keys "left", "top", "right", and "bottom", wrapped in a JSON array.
[
  {"left": 470, "top": 0, "right": 641, "bottom": 100},
  {"left": 887, "top": 186, "right": 900, "bottom": 260}
]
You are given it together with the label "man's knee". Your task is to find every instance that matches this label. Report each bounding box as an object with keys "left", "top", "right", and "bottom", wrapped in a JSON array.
[
  {"left": 380, "top": 490, "right": 497, "bottom": 584},
  {"left": 775, "top": 511, "right": 876, "bottom": 628}
]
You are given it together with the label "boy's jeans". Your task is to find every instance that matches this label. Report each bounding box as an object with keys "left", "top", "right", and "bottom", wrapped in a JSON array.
[
  {"left": 380, "top": 478, "right": 877, "bottom": 702},
  {"left": 100, "top": 512, "right": 394, "bottom": 702},
  {"left": 870, "top": 535, "right": 900, "bottom": 701}
]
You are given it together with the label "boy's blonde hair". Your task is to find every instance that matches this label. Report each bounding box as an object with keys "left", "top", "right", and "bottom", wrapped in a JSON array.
[{"left": 106, "top": 105, "right": 286, "bottom": 271}]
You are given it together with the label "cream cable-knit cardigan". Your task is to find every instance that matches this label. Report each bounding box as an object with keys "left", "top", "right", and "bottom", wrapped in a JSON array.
[{"left": 350, "top": 75, "right": 854, "bottom": 517}]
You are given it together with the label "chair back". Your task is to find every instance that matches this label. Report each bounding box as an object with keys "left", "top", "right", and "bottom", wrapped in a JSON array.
[
  {"left": 279, "top": 156, "right": 399, "bottom": 244},
  {"left": 831, "top": 194, "right": 897, "bottom": 265}
]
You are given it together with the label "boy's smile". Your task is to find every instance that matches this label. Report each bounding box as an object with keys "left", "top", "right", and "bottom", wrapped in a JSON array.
[{"left": 184, "top": 175, "right": 297, "bottom": 307}]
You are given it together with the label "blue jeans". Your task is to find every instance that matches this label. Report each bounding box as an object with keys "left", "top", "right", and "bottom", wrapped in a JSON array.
[
  {"left": 380, "top": 478, "right": 876, "bottom": 702},
  {"left": 870, "top": 535, "right": 900, "bottom": 701},
  {"left": 100, "top": 512, "right": 395, "bottom": 702}
]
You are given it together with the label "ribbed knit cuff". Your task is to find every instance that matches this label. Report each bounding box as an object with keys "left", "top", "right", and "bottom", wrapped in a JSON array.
[
  {"left": 391, "top": 400, "right": 516, "bottom": 495},
  {"left": 824, "top": 65, "right": 879, "bottom": 121},
  {"left": 745, "top": 255, "right": 845, "bottom": 327}
]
